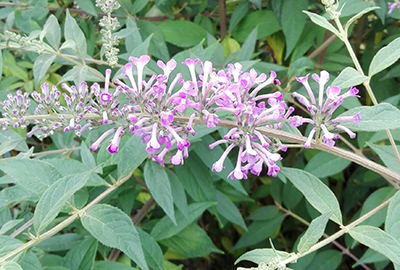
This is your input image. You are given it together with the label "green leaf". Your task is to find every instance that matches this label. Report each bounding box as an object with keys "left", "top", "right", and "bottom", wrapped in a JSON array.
[
  {"left": 19, "top": 251, "right": 43, "bottom": 270},
  {"left": 124, "top": 18, "right": 143, "bottom": 54},
  {"left": 0, "top": 160, "right": 62, "bottom": 197},
  {"left": 358, "top": 186, "right": 396, "bottom": 227},
  {"left": 33, "top": 172, "right": 91, "bottom": 234},
  {"left": 288, "top": 57, "right": 315, "bottom": 78},
  {"left": 367, "top": 143, "right": 400, "bottom": 174},
  {"left": 304, "top": 250, "right": 342, "bottom": 270},
  {"left": 63, "top": 237, "right": 98, "bottom": 270},
  {"left": 303, "top": 11, "right": 340, "bottom": 37},
  {"left": 331, "top": 67, "right": 368, "bottom": 89},
  {"left": 0, "top": 130, "right": 28, "bottom": 156},
  {"left": 36, "top": 233, "right": 83, "bottom": 252},
  {"left": 132, "top": 0, "right": 148, "bottom": 14},
  {"left": 144, "top": 160, "right": 175, "bottom": 225},
  {"left": 174, "top": 154, "right": 216, "bottom": 203},
  {"left": 137, "top": 228, "right": 164, "bottom": 270},
  {"left": 118, "top": 135, "right": 148, "bottom": 179},
  {"left": 80, "top": 143, "right": 98, "bottom": 171},
  {"left": 159, "top": 223, "right": 222, "bottom": 258},
  {"left": 297, "top": 212, "right": 331, "bottom": 253},
  {"left": 232, "top": 10, "right": 281, "bottom": 43},
  {"left": 81, "top": 204, "right": 148, "bottom": 270},
  {"left": 345, "top": 7, "right": 380, "bottom": 33},
  {"left": 0, "top": 219, "right": 23, "bottom": 235},
  {"left": 158, "top": 21, "right": 207, "bottom": 48},
  {"left": 246, "top": 206, "right": 280, "bottom": 221},
  {"left": 137, "top": 20, "right": 170, "bottom": 62},
  {"left": 349, "top": 225, "right": 400, "bottom": 265},
  {"left": 75, "top": 0, "right": 97, "bottom": 16},
  {"left": 94, "top": 261, "right": 139, "bottom": 270},
  {"left": 338, "top": 103, "right": 400, "bottom": 131},
  {"left": 65, "top": 10, "right": 87, "bottom": 60},
  {"left": 304, "top": 151, "right": 351, "bottom": 178},
  {"left": 282, "top": 0, "right": 308, "bottom": 58},
  {"left": 33, "top": 54, "right": 56, "bottom": 87},
  {"left": 216, "top": 190, "right": 247, "bottom": 230},
  {"left": 280, "top": 168, "right": 342, "bottom": 225},
  {"left": 386, "top": 190, "right": 400, "bottom": 241},
  {"left": 0, "top": 49, "right": 2, "bottom": 82},
  {"left": 355, "top": 248, "right": 389, "bottom": 267},
  {"left": 229, "top": 1, "right": 250, "bottom": 33},
  {"left": 0, "top": 261, "right": 23, "bottom": 270},
  {"left": 166, "top": 170, "right": 188, "bottom": 219},
  {"left": 238, "top": 26, "right": 258, "bottom": 61},
  {"left": 233, "top": 214, "right": 285, "bottom": 250},
  {"left": 151, "top": 202, "right": 215, "bottom": 241},
  {"left": 43, "top": 158, "right": 105, "bottom": 186},
  {"left": 282, "top": 181, "right": 303, "bottom": 209},
  {"left": 235, "top": 248, "right": 290, "bottom": 265},
  {"left": 369, "top": 37, "right": 400, "bottom": 77},
  {"left": 42, "top": 14, "right": 61, "bottom": 50}
]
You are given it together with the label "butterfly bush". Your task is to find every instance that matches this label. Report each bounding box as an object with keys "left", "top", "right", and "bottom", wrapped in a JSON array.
[{"left": 1, "top": 57, "right": 361, "bottom": 179}]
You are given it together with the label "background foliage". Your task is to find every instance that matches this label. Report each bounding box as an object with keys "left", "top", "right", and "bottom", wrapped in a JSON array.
[{"left": 1, "top": 0, "right": 400, "bottom": 269}]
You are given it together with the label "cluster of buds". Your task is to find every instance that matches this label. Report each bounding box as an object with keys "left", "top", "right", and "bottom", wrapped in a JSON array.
[
  {"left": 96, "top": 0, "right": 121, "bottom": 67},
  {"left": 2, "top": 90, "right": 30, "bottom": 129},
  {"left": 0, "top": 56, "right": 361, "bottom": 179},
  {"left": 289, "top": 70, "right": 360, "bottom": 148}
]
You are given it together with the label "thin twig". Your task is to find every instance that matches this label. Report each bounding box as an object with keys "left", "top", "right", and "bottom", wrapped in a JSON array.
[
  {"left": 9, "top": 218, "right": 33, "bottom": 238},
  {"left": 218, "top": 0, "right": 227, "bottom": 40},
  {"left": 277, "top": 197, "right": 393, "bottom": 268},
  {"left": 275, "top": 202, "right": 373, "bottom": 270}
]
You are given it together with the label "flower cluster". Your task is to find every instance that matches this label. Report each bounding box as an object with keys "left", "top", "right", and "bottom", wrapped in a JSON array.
[
  {"left": 1, "top": 57, "right": 361, "bottom": 180},
  {"left": 199, "top": 62, "right": 290, "bottom": 179},
  {"left": 289, "top": 70, "right": 360, "bottom": 148}
]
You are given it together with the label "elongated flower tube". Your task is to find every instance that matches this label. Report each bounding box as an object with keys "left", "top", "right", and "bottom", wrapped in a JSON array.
[{"left": 290, "top": 71, "right": 360, "bottom": 148}]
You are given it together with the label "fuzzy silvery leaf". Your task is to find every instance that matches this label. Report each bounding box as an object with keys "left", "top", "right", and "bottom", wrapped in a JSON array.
[
  {"left": 303, "top": 11, "right": 340, "bottom": 37},
  {"left": 349, "top": 225, "right": 400, "bottom": 265},
  {"left": 331, "top": 67, "right": 368, "bottom": 89},
  {"left": 369, "top": 37, "right": 400, "bottom": 77}
]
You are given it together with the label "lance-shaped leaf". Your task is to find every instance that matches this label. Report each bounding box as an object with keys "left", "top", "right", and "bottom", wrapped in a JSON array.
[
  {"left": 81, "top": 204, "right": 148, "bottom": 270},
  {"left": 349, "top": 225, "right": 400, "bottom": 265},
  {"left": 281, "top": 168, "right": 342, "bottom": 225},
  {"left": 369, "top": 37, "right": 400, "bottom": 77},
  {"left": 144, "top": 160, "right": 175, "bottom": 225},
  {"left": 331, "top": 67, "right": 368, "bottom": 89},
  {"left": 297, "top": 212, "right": 331, "bottom": 253},
  {"left": 303, "top": 11, "right": 340, "bottom": 36},
  {"left": 34, "top": 172, "right": 91, "bottom": 234}
]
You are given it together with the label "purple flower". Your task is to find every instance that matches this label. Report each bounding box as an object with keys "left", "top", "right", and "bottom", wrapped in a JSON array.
[
  {"left": 107, "top": 126, "right": 125, "bottom": 153},
  {"left": 291, "top": 70, "right": 361, "bottom": 148}
]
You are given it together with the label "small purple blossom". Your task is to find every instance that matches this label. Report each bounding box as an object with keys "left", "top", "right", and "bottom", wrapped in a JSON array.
[{"left": 290, "top": 70, "right": 361, "bottom": 148}]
